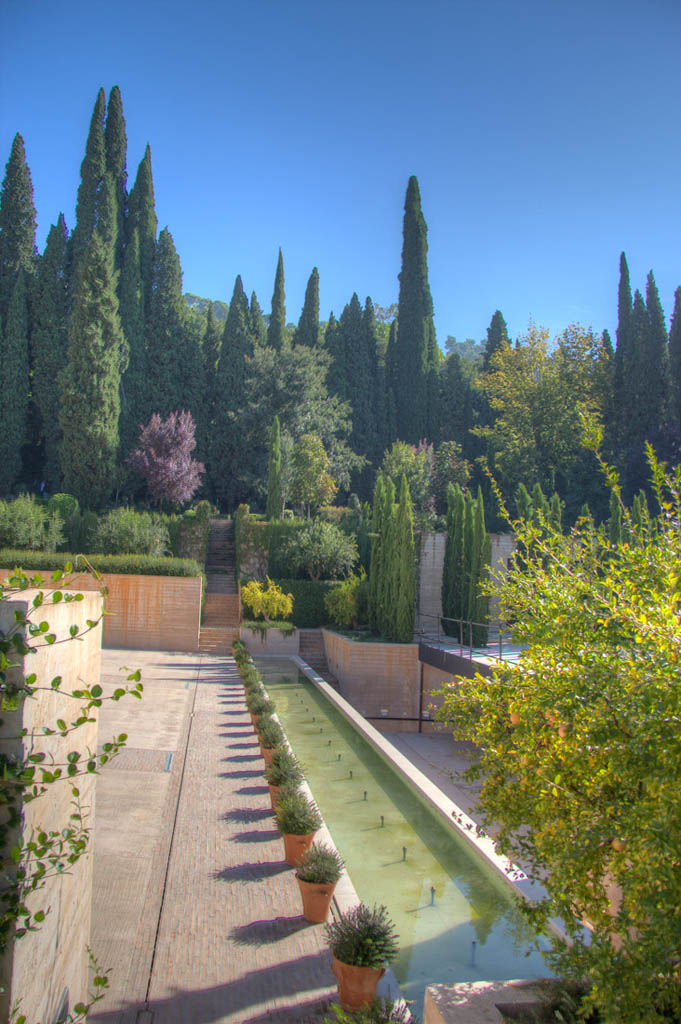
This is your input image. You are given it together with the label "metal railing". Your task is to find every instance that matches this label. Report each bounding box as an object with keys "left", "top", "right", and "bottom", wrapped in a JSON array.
[{"left": 416, "top": 611, "right": 517, "bottom": 663}]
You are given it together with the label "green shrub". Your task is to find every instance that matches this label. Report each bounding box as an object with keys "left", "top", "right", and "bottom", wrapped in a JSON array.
[
  {"left": 275, "top": 791, "right": 322, "bottom": 835},
  {"left": 323, "top": 998, "right": 417, "bottom": 1024},
  {"left": 81, "top": 509, "right": 99, "bottom": 551},
  {"left": 281, "top": 520, "right": 358, "bottom": 580},
  {"left": 241, "top": 577, "right": 294, "bottom": 621},
  {"left": 92, "top": 507, "right": 170, "bottom": 556},
  {"left": 257, "top": 716, "right": 285, "bottom": 749},
  {"left": 194, "top": 500, "right": 213, "bottom": 523},
  {"left": 325, "top": 570, "right": 367, "bottom": 628},
  {"left": 0, "top": 550, "right": 203, "bottom": 577},
  {"left": 0, "top": 494, "right": 64, "bottom": 552},
  {"left": 47, "top": 493, "right": 82, "bottom": 551},
  {"left": 242, "top": 620, "right": 296, "bottom": 635},
  {"left": 296, "top": 841, "right": 344, "bottom": 884},
  {"left": 265, "top": 749, "right": 304, "bottom": 788},
  {"left": 325, "top": 904, "right": 399, "bottom": 969},
  {"left": 273, "top": 579, "right": 341, "bottom": 628}
]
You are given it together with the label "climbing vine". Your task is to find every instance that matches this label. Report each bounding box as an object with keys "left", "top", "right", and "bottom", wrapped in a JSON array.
[{"left": 0, "top": 562, "right": 143, "bottom": 1021}]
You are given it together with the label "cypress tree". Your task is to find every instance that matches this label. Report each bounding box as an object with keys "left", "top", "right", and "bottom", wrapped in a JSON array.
[
  {"left": 0, "top": 133, "right": 37, "bottom": 326},
  {"left": 104, "top": 85, "right": 128, "bottom": 269},
  {"left": 623, "top": 289, "right": 655, "bottom": 495},
  {"left": 146, "top": 228, "right": 198, "bottom": 418},
  {"left": 368, "top": 473, "right": 386, "bottom": 632},
  {"left": 531, "top": 482, "right": 550, "bottom": 523},
  {"left": 31, "top": 215, "right": 69, "bottom": 489},
  {"left": 383, "top": 318, "right": 398, "bottom": 447},
  {"left": 451, "top": 484, "right": 466, "bottom": 633},
  {"left": 324, "top": 310, "right": 345, "bottom": 399},
  {"left": 250, "top": 291, "right": 267, "bottom": 346},
  {"left": 439, "top": 350, "right": 471, "bottom": 445},
  {"left": 70, "top": 89, "right": 106, "bottom": 284},
  {"left": 339, "top": 293, "right": 376, "bottom": 470},
  {"left": 461, "top": 493, "right": 475, "bottom": 641},
  {"left": 549, "top": 492, "right": 564, "bottom": 533},
  {"left": 203, "top": 301, "right": 222, "bottom": 381},
  {"left": 394, "top": 474, "right": 416, "bottom": 642},
  {"left": 267, "top": 249, "right": 286, "bottom": 350},
  {"left": 377, "top": 476, "right": 396, "bottom": 636},
  {"left": 209, "top": 275, "right": 253, "bottom": 506},
  {"left": 668, "top": 287, "right": 681, "bottom": 447},
  {"left": 483, "top": 310, "right": 509, "bottom": 372},
  {"left": 470, "top": 489, "right": 490, "bottom": 644},
  {"left": 59, "top": 233, "right": 127, "bottom": 507},
  {"left": 0, "top": 272, "right": 30, "bottom": 493},
  {"left": 127, "top": 144, "right": 157, "bottom": 314},
  {"left": 118, "top": 228, "right": 147, "bottom": 457},
  {"left": 442, "top": 482, "right": 465, "bottom": 635},
  {"left": 643, "top": 270, "right": 670, "bottom": 454},
  {"left": 391, "top": 176, "right": 438, "bottom": 444},
  {"left": 294, "top": 267, "right": 320, "bottom": 347},
  {"left": 515, "top": 483, "right": 533, "bottom": 520},
  {"left": 360, "top": 297, "right": 383, "bottom": 467},
  {"left": 610, "top": 252, "right": 634, "bottom": 457},
  {"left": 266, "top": 415, "right": 282, "bottom": 519}
]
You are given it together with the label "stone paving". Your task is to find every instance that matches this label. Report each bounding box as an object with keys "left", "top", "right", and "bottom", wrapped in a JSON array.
[{"left": 89, "top": 649, "right": 338, "bottom": 1024}]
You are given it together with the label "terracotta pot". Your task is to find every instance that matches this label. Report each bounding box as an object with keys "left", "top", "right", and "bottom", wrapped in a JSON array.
[
  {"left": 295, "top": 874, "right": 337, "bottom": 923},
  {"left": 282, "top": 831, "right": 316, "bottom": 867},
  {"left": 268, "top": 783, "right": 282, "bottom": 810},
  {"left": 331, "top": 955, "right": 385, "bottom": 1011},
  {"left": 249, "top": 711, "right": 258, "bottom": 728},
  {"left": 260, "top": 744, "right": 275, "bottom": 768}
]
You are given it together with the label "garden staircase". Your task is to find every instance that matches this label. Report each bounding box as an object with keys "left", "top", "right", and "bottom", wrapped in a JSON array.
[{"left": 199, "top": 518, "right": 241, "bottom": 655}]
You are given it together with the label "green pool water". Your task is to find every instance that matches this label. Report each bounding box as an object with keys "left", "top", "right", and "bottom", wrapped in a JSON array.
[{"left": 254, "top": 657, "right": 550, "bottom": 1015}]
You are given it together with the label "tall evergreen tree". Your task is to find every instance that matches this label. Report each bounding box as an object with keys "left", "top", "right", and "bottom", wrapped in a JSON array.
[
  {"left": 294, "top": 267, "right": 320, "bottom": 347},
  {"left": 267, "top": 249, "right": 286, "bottom": 350},
  {"left": 378, "top": 477, "right": 397, "bottom": 637},
  {"left": 0, "top": 272, "right": 30, "bottom": 493},
  {"left": 368, "top": 472, "right": 386, "bottom": 633},
  {"left": 483, "top": 310, "right": 509, "bottom": 372},
  {"left": 324, "top": 310, "right": 345, "bottom": 399},
  {"left": 209, "top": 275, "right": 254, "bottom": 506},
  {"left": 469, "top": 488, "right": 490, "bottom": 644},
  {"left": 59, "top": 233, "right": 127, "bottom": 507},
  {"left": 127, "top": 144, "right": 157, "bottom": 314},
  {"left": 118, "top": 228, "right": 147, "bottom": 457},
  {"left": 668, "top": 287, "right": 681, "bottom": 447},
  {"left": 360, "top": 297, "right": 383, "bottom": 466},
  {"left": 249, "top": 291, "right": 267, "bottom": 346},
  {"left": 643, "top": 270, "right": 670, "bottom": 454},
  {"left": 610, "top": 252, "right": 634, "bottom": 458},
  {"left": 393, "top": 474, "right": 416, "bottom": 642},
  {"left": 69, "top": 89, "right": 106, "bottom": 284},
  {"left": 145, "top": 228, "right": 200, "bottom": 418},
  {"left": 0, "top": 133, "right": 37, "bottom": 326},
  {"left": 104, "top": 85, "right": 128, "bottom": 269},
  {"left": 202, "top": 301, "right": 222, "bottom": 381},
  {"left": 266, "top": 415, "right": 282, "bottom": 519},
  {"left": 31, "top": 215, "right": 69, "bottom": 489},
  {"left": 390, "top": 176, "right": 438, "bottom": 444}
]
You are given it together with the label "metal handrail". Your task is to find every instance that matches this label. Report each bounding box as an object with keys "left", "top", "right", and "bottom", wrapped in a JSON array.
[{"left": 416, "top": 610, "right": 515, "bottom": 663}]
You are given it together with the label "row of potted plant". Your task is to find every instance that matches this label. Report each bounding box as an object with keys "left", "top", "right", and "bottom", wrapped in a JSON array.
[{"left": 232, "top": 639, "right": 407, "bottom": 1020}]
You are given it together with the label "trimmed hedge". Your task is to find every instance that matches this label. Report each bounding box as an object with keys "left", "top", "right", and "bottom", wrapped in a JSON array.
[
  {"left": 273, "top": 578, "right": 342, "bottom": 628},
  {"left": 0, "top": 549, "right": 203, "bottom": 578}
]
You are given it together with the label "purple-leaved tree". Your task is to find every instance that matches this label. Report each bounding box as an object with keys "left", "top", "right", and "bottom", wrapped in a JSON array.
[{"left": 128, "top": 410, "right": 204, "bottom": 507}]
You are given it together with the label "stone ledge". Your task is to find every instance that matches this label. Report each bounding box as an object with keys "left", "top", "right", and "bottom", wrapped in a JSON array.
[{"left": 424, "top": 979, "right": 543, "bottom": 1024}]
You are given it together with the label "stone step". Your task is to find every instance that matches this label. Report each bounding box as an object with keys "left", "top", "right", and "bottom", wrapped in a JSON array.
[
  {"left": 203, "top": 593, "right": 241, "bottom": 627},
  {"left": 199, "top": 625, "right": 240, "bottom": 654}
]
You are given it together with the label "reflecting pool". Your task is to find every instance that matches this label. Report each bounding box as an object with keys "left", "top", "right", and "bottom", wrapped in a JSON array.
[{"left": 254, "top": 657, "right": 550, "bottom": 1014}]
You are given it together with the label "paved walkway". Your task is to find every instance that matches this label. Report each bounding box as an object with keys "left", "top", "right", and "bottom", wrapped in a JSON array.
[{"left": 89, "top": 650, "right": 337, "bottom": 1024}]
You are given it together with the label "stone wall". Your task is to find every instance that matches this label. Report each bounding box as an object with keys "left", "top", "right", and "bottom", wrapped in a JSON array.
[
  {"left": 417, "top": 531, "right": 516, "bottom": 631},
  {"left": 0, "top": 590, "right": 102, "bottom": 1024},
  {"left": 321, "top": 630, "right": 420, "bottom": 731},
  {"left": 0, "top": 571, "right": 202, "bottom": 651}
]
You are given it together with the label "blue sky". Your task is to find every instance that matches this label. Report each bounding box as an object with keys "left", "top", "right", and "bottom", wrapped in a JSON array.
[{"left": 2, "top": 0, "right": 680, "bottom": 347}]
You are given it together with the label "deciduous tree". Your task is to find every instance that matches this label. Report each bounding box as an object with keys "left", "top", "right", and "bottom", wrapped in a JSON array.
[{"left": 127, "top": 410, "right": 204, "bottom": 507}]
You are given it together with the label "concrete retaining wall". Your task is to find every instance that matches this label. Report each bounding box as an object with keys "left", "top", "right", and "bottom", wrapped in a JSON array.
[
  {"left": 0, "top": 571, "right": 202, "bottom": 652},
  {"left": 0, "top": 590, "right": 102, "bottom": 1024},
  {"left": 321, "top": 629, "right": 420, "bottom": 731}
]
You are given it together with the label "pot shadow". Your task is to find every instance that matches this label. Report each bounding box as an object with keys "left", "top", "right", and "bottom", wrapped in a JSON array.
[
  {"left": 230, "top": 915, "right": 311, "bottom": 945},
  {"left": 220, "top": 769, "right": 262, "bottom": 779},
  {"left": 228, "top": 753, "right": 262, "bottom": 762},
  {"left": 235, "top": 784, "right": 269, "bottom": 796},
  {"left": 231, "top": 828, "right": 280, "bottom": 843},
  {"left": 224, "top": 741, "right": 258, "bottom": 750},
  {"left": 213, "top": 860, "right": 288, "bottom": 882},
  {"left": 222, "top": 807, "right": 273, "bottom": 823}
]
